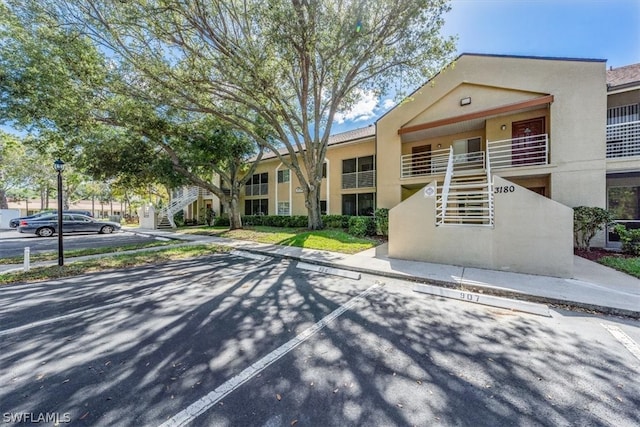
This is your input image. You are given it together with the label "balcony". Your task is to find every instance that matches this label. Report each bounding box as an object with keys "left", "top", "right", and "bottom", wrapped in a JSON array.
[
  {"left": 400, "top": 134, "right": 549, "bottom": 178},
  {"left": 342, "top": 170, "right": 376, "bottom": 189},
  {"left": 401, "top": 149, "right": 485, "bottom": 178},
  {"left": 607, "top": 120, "right": 640, "bottom": 158},
  {"left": 487, "top": 133, "right": 548, "bottom": 169}
]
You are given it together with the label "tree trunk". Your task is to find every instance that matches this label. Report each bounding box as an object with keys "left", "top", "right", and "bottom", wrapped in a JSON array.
[
  {"left": 228, "top": 192, "right": 242, "bottom": 230},
  {"left": 306, "top": 184, "right": 324, "bottom": 230},
  {"left": 0, "top": 188, "right": 8, "bottom": 209}
]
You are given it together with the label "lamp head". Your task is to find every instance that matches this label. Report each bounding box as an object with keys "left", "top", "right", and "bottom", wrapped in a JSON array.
[{"left": 54, "top": 159, "right": 65, "bottom": 172}]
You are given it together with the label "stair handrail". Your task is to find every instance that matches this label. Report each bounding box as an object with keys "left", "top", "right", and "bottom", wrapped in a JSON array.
[
  {"left": 439, "top": 146, "right": 455, "bottom": 223},
  {"left": 485, "top": 142, "right": 494, "bottom": 226},
  {"left": 157, "top": 186, "right": 201, "bottom": 227}
]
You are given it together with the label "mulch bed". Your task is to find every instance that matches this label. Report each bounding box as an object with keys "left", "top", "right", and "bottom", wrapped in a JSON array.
[{"left": 574, "top": 248, "right": 632, "bottom": 262}]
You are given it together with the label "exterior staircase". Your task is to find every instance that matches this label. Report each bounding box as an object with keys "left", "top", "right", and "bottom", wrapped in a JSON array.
[
  {"left": 436, "top": 147, "right": 494, "bottom": 226},
  {"left": 157, "top": 186, "right": 200, "bottom": 228}
]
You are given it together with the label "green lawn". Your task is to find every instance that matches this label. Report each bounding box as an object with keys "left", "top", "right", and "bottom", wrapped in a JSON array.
[
  {"left": 598, "top": 256, "right": 640, "bottom": 279},
  {"left": 0, "top": 244, "right": 230, "bottom": 285},
  {"left": 176, "top": 226, "right": 379, "bottom": 254}
]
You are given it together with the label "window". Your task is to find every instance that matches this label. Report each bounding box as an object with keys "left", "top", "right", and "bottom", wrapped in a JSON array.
[
  {"left": 343, "top": 158, "right": 356, "bottom": 174},
  {"left": 320, "top": 200, "right": 327, "bottom": 215},
  {"left": 277, "top": 201, "right": 290, "bottom": 216},
  {"left": 607, "top": 185, "right": 640, "bottom": 243},
  {"left": 608, "top": 186, "right": 640, "bottom": 220},
  {"left": 342, "top": 156, "right": 376, "bottom": 189},
  {"left": 322, "top": 162, "right": 327, "bottom": 178},
  {"left": 358, "top": 155, "right": 374, "bottom": 172},
  {"left": 342, "top": 193, "right": 375, "bottom": 216},
  {"left": 277, "top": 169, "right": 290, "bottom": 183},
  {"left": 245, "top": 173, "right": 269, "bottom": 196},
  {"left": 453, "top": 137, "right": 482, "bottom": 163},
  {"left": 245, "top": 199, "right": 268, "bottom": 215}
]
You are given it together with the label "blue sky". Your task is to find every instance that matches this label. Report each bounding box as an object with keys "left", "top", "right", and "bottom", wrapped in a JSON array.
[
  {"left": 4, "top": 1, "right": 639, "bottom": 137},
  {"left": 332, "top": 0, "right": 640, "bottom": 134}
]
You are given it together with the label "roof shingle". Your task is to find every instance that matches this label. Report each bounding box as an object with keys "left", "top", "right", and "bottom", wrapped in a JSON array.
[
  {"left": 260, "top": 125, "right": 375, "bottom": 160},
  {"left": 607, "top": 63, "right": 640, "bottom": 90}
]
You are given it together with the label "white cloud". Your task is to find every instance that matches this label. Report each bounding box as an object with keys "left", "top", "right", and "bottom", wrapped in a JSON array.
[
  {"left": 334, "top": 90, "right": 379, "bottom": 124},
  {"left": 382, "top": 98, "right": 396, "bottom": 110}
]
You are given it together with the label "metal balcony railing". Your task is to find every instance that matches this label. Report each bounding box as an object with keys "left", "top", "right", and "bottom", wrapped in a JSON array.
[
  {"left": 401, "top": 148, "right": 448, "bottom": 178},
  {"left": 342, "top": 170, "right": 376, "bottom": 189},
  {"left": 606, "top": 120, "right": 640, "bottom": 158},
  {"left": 487, "top": 133, "right": 548, "bottom": 169},
  {"left": 401, "top": 149, "right": 485, "bottom": 178}
]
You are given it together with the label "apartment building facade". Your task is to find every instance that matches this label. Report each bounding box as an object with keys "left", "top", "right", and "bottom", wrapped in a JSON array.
[{"left": 172, "top": 54, "right": 639, "bottom": 276}]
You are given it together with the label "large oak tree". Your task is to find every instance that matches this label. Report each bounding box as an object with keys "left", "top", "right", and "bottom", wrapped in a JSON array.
[
  {"left": 1, "top": 1, "right": 269, "bottom": 228},
  {"left": 32, "top": 0, "right": 455, "bottom": 229}
]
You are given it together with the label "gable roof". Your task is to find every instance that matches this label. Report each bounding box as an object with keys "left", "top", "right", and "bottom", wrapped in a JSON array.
[
  {"left": 376, "top": 52, "right": 607, "bottom": 124},
  {"left": 607, "top": 63, "right": 640, "bottom": 91}
]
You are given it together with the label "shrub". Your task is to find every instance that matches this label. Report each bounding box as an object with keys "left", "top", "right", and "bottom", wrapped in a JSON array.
[
  {"left": 241, "top": 215, "right": 309, "bottom": 228},
  {"left": 374, "top": 208, "right": 389, "bottom": 236},
  {"left": 613, "top": 224, "right": 640, "bottom": 255},
  {"left": 323, "top": 215, "right": 350, "bottom": 229},
  {"left": 214, "top": 214, "right": 230, "bottom": 227},
  {"left": 173, "top": 211, "right": 185, "bottom": 227},
  {"left": 573, "top": 206, "right": 613, "bottom": 251},
  {"left": 348, "top": 216, "right": 375, "bottom": 237},
  {"left": 288, "top": 216, "right": 309, "bottom": 228}
]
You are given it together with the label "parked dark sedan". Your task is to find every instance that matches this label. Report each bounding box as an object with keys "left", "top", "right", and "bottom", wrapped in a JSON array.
[
  {"left": 17, "top": 214, "right": 121, "bottom": 237},
  {"left": 9, "top": 210, "right": 93, "bottom": 228},
  {"left": 9, "top": 211, "right": 56, "bottom": 228}
]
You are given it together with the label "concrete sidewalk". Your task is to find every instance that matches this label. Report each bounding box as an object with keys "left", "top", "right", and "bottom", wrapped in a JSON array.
[
  {"left": 3, "top": 227, "right": 639, "bottom": 317},
  {"left": 124, "top": 228, "right": 639, "bottom": 318}
]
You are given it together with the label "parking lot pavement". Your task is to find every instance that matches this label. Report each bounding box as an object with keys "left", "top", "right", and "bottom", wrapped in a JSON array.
[
  {"left": 1, "top": 254, "right": 638, "bottom": 426},
  {"left": 0, "top": 230, "right": 162, "bottom": 260}
]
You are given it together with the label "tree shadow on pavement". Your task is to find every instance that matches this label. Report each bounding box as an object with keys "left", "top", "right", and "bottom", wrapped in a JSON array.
[{"left": 0, "top": 257, "right": 638, "bottom": 426}]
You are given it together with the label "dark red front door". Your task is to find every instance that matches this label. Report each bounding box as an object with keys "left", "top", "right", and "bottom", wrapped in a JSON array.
[
  {"left": 512, "top": 117, "right": 546, "bottom": 165},
  {"left": 412, "top": 144, "right": 431, "bottom": 175}
]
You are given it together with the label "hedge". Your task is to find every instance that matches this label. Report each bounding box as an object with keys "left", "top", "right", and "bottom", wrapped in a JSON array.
[{"left": 210, "top": 214, "right": 376, "bottom": 235}]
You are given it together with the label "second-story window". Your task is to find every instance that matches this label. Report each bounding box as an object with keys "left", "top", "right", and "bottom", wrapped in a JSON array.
[
  {"left": 277, "top": 169, "right": 290, "bottom": 183},
  {"left": 342, "top": 156, "right": 375, "bottom": 189},
  {"left": 246, "top": 172, "right": 269, "bottom": 196}
]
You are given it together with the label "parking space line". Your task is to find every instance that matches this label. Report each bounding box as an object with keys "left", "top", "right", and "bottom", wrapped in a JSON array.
[
  {"left": 601, "top": 323, "right": 640, "bottom": 361},
  {"left": 159, "top": 283, "right": 381, "bottom": 427}
]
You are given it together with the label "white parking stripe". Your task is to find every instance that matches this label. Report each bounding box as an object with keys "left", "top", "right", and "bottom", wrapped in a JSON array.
[
  {"left": 601, "top": 323, "right": 640, "bottom": 361},
  {"left": 159, "top": 283, "right": 381, "bottom": 427}
]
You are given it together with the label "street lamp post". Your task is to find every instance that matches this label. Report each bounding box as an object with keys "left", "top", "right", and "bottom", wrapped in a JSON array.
[{"left": 54, "top": 159, "right": 65, "bottom": 266}]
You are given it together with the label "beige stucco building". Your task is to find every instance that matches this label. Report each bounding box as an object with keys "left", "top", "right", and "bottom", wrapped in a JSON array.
[{"left": 169, "top": 54, "right": 639, "bottom": 276}]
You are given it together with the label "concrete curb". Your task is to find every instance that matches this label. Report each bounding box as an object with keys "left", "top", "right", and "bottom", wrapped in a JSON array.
[{"left": 236, "top": 247, "right": 640, "bottom": 319}]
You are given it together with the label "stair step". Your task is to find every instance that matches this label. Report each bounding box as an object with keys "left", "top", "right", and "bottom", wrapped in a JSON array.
[
  {"left": 451, "top": 175, "right": 487, "bottom": 181},
  {"left": 449, "top": 184, "right": 489, "bottom": 190},
  {"left": 452, "top": 168, "right": 486, "bottom": 176}
]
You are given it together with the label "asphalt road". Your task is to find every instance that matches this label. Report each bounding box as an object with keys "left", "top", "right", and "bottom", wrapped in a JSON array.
[
  {"left": 0, "top": 253, "right": 638, "bottom": 426},
  {"left": 0, "top": 230, "right": 161, "bottom": 259}
]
